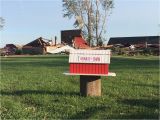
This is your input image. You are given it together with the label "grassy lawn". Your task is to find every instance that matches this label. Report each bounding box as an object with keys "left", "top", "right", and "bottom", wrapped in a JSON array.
[{"left": 0, "top": 55, "right": 159, "bottom": 119}]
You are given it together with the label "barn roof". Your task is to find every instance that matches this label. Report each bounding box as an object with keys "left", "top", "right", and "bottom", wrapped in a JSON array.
[{"left": 108, "top": 36, "right": 160, "bottom": 45}]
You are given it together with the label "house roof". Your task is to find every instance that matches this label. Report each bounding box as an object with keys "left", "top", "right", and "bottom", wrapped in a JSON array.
[
  {"left": 6, "top": 44, "right": 17, "bottom": 48},
  {"left": 24, "top": 37, "right": 50, "bottom": 47},
  {"left": 108, "top": 36, "right": 160, "bottom": 45}
]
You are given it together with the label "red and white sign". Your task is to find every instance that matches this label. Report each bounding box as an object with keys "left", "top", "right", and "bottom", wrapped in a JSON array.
[
  {"left": 69, "top": 50, "right": 111, "bottom": 75},
  {"left": 69, "top": 50, "right": 110, "bottom": 64}
]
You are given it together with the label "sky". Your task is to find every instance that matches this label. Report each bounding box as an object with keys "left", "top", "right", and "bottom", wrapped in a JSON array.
[{"left": 0, "top": 0, "right": 159, "bottom": 47}]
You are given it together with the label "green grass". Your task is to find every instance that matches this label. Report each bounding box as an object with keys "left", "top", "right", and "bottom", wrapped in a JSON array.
[{"left": 0, "top": 55, "right": 159, "bottom": 119}]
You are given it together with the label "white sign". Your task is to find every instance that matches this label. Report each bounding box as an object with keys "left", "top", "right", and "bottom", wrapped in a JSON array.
[{"left": 69, "top": 50, "right": 110, "bottom": 64}]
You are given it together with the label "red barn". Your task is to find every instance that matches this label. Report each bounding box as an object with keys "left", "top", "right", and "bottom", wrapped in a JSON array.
[
  {"left": 73, "top": 37, "right": 89, "bottom": 49},
  {"left": 61, "top": 29, "right": 90, "bottom": 49}
]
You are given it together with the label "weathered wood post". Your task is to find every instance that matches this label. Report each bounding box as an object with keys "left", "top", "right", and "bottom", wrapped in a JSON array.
[
  {"left": 80, "top": 75, "right": 101, "bottom": 96},
  {"left": 64, "top": 49, "right": 116, "bottom": 97}
]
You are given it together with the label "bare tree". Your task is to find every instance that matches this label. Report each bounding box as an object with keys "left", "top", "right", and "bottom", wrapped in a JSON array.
[
  {"left": 0, "top": 17, "right": 5, "bottom": 29},
  {"left": 63, "top": 0, "right": 114, "bottom": 46}
]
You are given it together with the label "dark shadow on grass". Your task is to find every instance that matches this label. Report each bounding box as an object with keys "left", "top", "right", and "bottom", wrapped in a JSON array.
[
  {"left": 68, "top": 105, "right": 108, "bottom": 119},
  {"left": 1, "top": 90, "right": 80, "bottom": 96},
  {"left": 109, "top": 111, "right": 159, "bottom": 119},
  {"left": 120, "top": 98, "right": 159, "bottom": 109},
  {"left": 117, "top": 99, "right": 159, "bottom": 119}
]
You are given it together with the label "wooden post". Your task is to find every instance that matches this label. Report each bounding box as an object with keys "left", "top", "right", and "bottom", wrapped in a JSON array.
[{"left": 80, "top": 75, "right": 101, "bottom": 96}]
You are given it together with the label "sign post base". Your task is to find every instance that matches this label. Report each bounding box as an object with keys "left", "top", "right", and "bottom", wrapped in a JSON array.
[
  {"left": 63, "top": 72, "right": 116, "bottom": 97},
  {"left": 80, "top": 75, "right": 101, "bottom": 96}
]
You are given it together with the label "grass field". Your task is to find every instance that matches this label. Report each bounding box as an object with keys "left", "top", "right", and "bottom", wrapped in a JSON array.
[{"left": 0, "top": 55, "right": 159, "bottom": 119}]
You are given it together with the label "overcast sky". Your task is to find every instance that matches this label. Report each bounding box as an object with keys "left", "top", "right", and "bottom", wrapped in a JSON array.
[{"left": 0, "top": 0, "right": 159, "bottom": 47}]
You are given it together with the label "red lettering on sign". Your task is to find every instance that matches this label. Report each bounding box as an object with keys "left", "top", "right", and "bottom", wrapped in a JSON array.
[
  {"left": 79, "top": 56, "right": 101, "bottom": 62},
  {"left": 93, "top": 57, "right": 100, "bottom": 62}
]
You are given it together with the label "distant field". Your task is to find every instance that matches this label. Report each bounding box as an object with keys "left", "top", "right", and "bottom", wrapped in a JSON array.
[{"left": 0, "top": 55, "right": 159, "bottom": 119}]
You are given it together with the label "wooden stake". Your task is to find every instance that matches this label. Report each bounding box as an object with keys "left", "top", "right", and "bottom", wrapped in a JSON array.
[{"left": 80, "top": 75, "right": 101, "bottom": 96}]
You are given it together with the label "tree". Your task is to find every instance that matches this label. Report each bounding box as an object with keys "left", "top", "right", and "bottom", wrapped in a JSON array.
[
  {"left": 63, "top": 0, "right": 114, "bottom": 46},
  {"left": 0, "top": 17, "right": 5, "bottom": 29}
]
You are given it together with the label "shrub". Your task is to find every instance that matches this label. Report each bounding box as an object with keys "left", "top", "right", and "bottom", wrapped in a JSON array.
[{"left": 15, "top": 49, "right": 22, "bottom": 55}]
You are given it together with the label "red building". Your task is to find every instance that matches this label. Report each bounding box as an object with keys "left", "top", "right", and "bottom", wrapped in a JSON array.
[
  {"left": 61, "top": 29, "right": 89, "bottom": 49},
  {"left": 73, "top": 37, "right": 89, "bottom": 49},
  {"left": 61, "top": 29, "right": 82, "bottom": 45}
]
